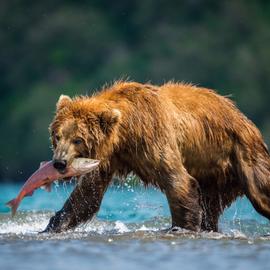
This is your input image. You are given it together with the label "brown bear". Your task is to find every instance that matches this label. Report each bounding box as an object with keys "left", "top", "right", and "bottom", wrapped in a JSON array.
[{"left": 44, "top": 81, "right": 270, "bottom": 233}]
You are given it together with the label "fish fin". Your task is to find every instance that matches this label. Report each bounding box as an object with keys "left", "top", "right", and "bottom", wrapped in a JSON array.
[
  {"left": 25, "top": 190, "right": 34, "bottom": 197},
  {"left": 6, "top": 198, "right": 19, "bottom": 217},
  {"left": 39, "top": 161, "right": 49, "bottom": 169},
  {"left": 45, "top": 183, "right": 52, "bottom": 192},
  {"left": 40, "top": 183, "right": 51, "bottom": 192}
]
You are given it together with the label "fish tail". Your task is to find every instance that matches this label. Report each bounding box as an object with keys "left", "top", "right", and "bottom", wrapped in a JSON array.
[{"left": 6, "top": 198, "right": 19, "bottom": 217}]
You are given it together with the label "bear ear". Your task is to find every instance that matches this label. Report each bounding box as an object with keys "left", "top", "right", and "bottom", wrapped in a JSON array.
[
  {"left": 57, "top": 95, "right": 72, "bottom": 110},
  {"left": 98, "top": 109, "right": 121, "bottom": 134}
]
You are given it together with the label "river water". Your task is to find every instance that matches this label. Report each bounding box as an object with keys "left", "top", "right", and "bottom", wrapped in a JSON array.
[{"left": 1, "top": 182, "right": 270, "bottom": 270}]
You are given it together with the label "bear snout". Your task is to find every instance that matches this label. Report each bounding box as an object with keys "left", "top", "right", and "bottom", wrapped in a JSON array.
[{"left": 53, "top": 159, "right": 67, "bottom": 173}]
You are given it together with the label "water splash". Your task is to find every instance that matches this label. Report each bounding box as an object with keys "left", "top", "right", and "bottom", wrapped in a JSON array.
[{"left": 1, "top": 211, "right": 270, "bottom": 242}]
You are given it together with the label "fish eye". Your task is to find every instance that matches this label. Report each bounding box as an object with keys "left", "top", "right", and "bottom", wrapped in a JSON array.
[{"left": 73, "top": 138, "right": 83, "bottom": 145}]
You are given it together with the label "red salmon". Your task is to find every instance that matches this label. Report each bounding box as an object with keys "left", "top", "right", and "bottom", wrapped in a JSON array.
[{"left": 6, "top": 158, "right": 99, "bottom": 216}]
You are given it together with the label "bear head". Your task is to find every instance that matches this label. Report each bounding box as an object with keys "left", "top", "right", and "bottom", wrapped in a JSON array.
[{"left": 49, "top": 94, "right": 121, "bottom": 173}]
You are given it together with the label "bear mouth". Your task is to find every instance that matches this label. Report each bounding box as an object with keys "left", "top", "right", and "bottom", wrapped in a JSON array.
[
  {"left": 41, "top": 157, "right": 99, "bottom": 187},
  {"left": 44, "top": 158, "right": 100, "bottom": 186}
]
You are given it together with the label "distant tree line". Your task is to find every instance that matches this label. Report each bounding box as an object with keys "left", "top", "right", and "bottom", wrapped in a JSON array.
[{"left": 1, "top": 0, "right": 270, "bottom": 181}]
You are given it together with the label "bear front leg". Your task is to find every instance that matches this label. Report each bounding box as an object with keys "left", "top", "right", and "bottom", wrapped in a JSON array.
[
  {"left": 165, "top": 173, "right": 203, "bottom": 232},
  {"left": 43, "top": 171, "right": 112, "bottom": 233}
]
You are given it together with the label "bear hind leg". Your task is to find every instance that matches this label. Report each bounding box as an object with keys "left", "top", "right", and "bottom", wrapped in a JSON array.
[{"left": 199, "top": 173, "right": 243, "bottom": 232}]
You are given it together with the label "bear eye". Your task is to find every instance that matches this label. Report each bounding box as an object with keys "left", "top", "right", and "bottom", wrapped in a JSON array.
[
  {"left": 73, "top": 138, "right": 83, "bottom": 145},
  {"left": 55, "top": 135, "right": 61, "bottom": 142}
]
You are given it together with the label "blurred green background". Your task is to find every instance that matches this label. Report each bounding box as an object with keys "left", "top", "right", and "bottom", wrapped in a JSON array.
[{"left": 1, "top": 0, "right": 270, "bottom": 181}]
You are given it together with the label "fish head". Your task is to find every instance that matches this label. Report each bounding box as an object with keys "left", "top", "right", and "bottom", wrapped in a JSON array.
[{"left": 70, "top": 158, "right": 100, "bottom": 175}]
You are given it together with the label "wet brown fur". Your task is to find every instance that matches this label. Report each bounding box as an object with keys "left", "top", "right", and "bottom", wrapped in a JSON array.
[{"left": 44, "top": 81, "right": 270, "bottom": 233}]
